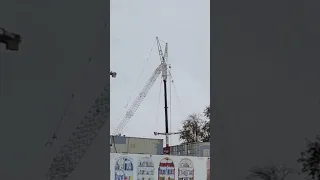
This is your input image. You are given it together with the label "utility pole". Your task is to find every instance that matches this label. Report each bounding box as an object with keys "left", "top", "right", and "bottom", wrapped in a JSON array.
[{"left": 0, "top": 28, "right": 22, "bottom": 99}]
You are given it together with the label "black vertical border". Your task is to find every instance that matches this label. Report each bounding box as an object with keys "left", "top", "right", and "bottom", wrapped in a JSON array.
[
  {"left": 106, "top": 0, "right": 111, "bottom": 179},
  {"left": 210, "top": 0, "right": 238, "bottom": 179},
  {"left": 210, "top": 0, "right": 320, "bottom": 179}
]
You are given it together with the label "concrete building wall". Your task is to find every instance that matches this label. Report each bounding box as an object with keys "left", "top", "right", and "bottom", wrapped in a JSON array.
[
  {"left": 169, "top": 142, "right": 210, "bottom": 157},
  {"left": 110, "top": 136, "right": 163, "bottom": 155}
]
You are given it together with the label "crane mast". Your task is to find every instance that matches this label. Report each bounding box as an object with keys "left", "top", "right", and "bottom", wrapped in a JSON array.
[
  {"left": 155, "top": 37, "right": 170, "bottom": 153},
  {"left": 113, "top": 37, "right": 173, "bottom": 154},
  {"left": 112, "top": 37, "right": 169, "bottom": 136}
]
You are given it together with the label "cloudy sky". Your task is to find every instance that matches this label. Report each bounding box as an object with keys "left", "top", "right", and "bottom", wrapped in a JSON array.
[
  {"left": 0, "top": 0, "right": 209, "bottom": 179},
  {"left": 110, "top": 0, "right": 210, "bottom": 145}
]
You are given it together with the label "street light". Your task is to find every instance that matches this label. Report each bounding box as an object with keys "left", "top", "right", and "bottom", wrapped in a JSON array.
[{"left": 0, "top": 28, "right": 21, "bottom": 51}]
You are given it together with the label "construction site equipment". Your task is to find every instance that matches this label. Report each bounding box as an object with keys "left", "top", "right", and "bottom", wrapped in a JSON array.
[
  {"left": 111, "top": 62, "right": 166, "bottom": 136},
  {"left": 45, "top": 37, "right": 175, "bottom": 179},
  {"left": 111, "top": 37, "right": 177, "bottom": 154},
  {"left": 111, "top": 37, "right": 167, "bottom": 136}
]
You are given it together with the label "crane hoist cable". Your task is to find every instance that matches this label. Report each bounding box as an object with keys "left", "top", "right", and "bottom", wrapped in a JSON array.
[
  {"left": 168, "top": 70, "right": 185, "bottom": 119},
  {"left": 45, "top": 21, "right": 109, "bottom": 147},
  {"left": 124, "top": 39, "right": 157, "bottom": 109},
  {"left": 154, "top": 77, "right": 163, "bottom": 128},
  {"left": 45, "top": 93, "right": 75, "bottom": 147}
]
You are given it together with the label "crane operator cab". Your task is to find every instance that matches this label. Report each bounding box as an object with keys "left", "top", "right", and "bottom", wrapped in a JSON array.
[{"left": 0, "top": 28, "right": 21, "bottom": 51}]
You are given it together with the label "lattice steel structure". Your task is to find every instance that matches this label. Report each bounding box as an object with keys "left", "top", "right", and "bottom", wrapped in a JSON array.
[{"left": 46, "top": 85, "right": 110, "bottom": 180}]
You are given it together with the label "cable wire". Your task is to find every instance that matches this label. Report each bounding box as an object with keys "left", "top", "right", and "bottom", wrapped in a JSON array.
[
  {"left": 52, "top": 94, "right": 75, "bottom": 135},
  {"left": 155, "top": 78, "right": 163, "bottom": 128},
  {"left": 124, "top": 39, "right": 157, "bottom": 108},
  {"left": 46, "top": 21, "right": 109, "bottom": 146},
  {"left": 169, "top": 71, "right": 185, "bottom": 119}
]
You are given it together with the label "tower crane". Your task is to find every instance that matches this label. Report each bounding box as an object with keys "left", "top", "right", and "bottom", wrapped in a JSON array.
[
  {"left": 111, "top": 37, "right": 168, "bottom": 137},
  {"left": 111, "top": 62, "right": 166, "bottom": 135},
  {"left": 45, "top": 72, "right": 116, "bottom": 180},
  {"left": 45, "top": 37, "right": 170, "bottom": 180},
  {"left": 112, "top": 37, "right": 176, "bottom": 155}
]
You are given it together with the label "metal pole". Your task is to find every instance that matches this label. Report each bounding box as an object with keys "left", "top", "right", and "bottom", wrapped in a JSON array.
[{"left": 163, "top": 75, "right": 170, "bottom": 153}]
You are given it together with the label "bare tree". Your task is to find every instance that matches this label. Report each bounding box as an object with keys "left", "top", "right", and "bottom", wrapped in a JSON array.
[
  {"left": 246, "top": 164, "right": 293, "bottom": 180},
  {"left": 298, "top": 135, "right": 320, "bottom": 180}
]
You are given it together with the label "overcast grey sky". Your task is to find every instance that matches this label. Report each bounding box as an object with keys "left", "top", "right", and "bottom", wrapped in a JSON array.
[
  {"left": 110, "top": 0, "right": 210, "bottom": 145},
  {"left": 0, "top": 0, "right": 209, "bottom": 179}
]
